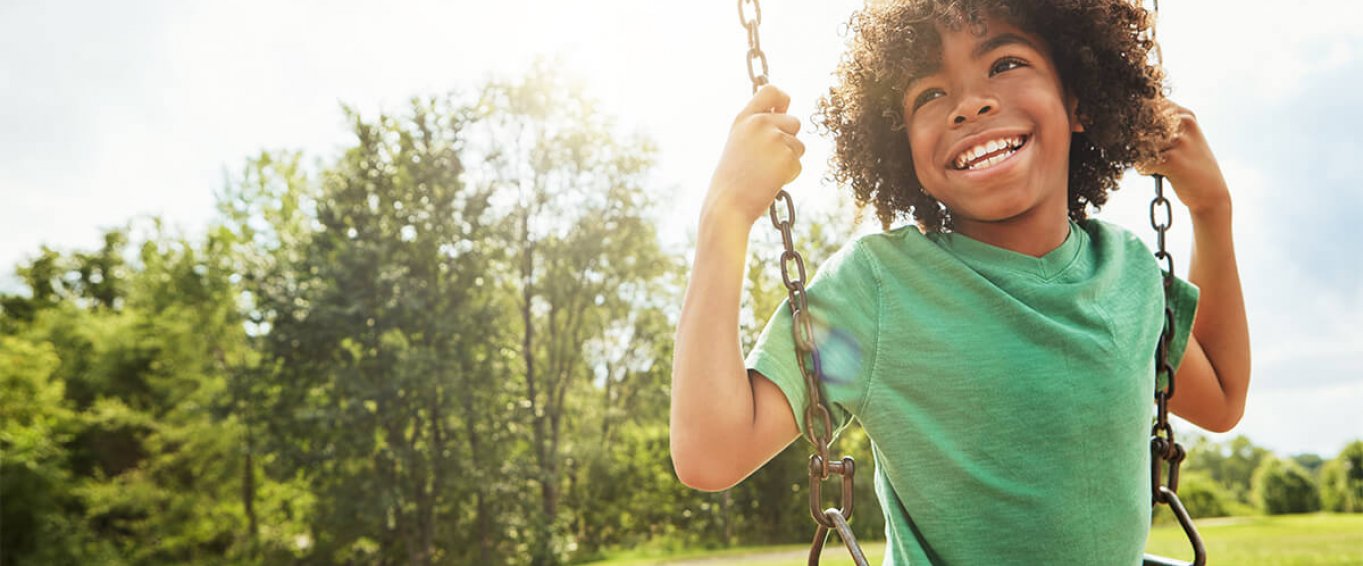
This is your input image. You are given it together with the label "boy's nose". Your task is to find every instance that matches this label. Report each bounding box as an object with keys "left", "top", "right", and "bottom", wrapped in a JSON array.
[{"left": 953, "top": 104, "right": 993, "bottom": 125}]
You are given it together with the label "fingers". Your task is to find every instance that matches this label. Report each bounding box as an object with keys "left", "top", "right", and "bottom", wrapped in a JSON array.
[
  {"left": 734, "top": 84, "right": 804, "bottom": 155},
  {"left": 734, "top": 84, "right": 801, "bottom": 134},
  {"left": 1136, "top": 155, "right": 1165, "bottom": 176},
  {"left": 1157, "top": 98, "right": 1198, "bottom": 132},
  {"left": 742, "top": 83, "right": 791, "bottom": 116},
  {"left": 765, "top": 112, "right": 800, "bottom": 135},
  {"left": 731, "top": 83, "right": 804, "bottom": 185},
  {"left": 787, "top": 155, "right": 803, "bottom": 185},
  {"left": 779, "top": 131, "right": 806, "bottom": 159}
]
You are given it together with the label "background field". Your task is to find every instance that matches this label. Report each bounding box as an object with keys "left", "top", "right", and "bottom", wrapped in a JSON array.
[{"left": 587, "top": 513, "right": 1363, "bottom": 565}]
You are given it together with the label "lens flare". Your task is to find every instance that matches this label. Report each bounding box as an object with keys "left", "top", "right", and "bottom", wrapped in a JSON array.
[{"left": 813, "top": 323, "right": 863, "bottom": 386}]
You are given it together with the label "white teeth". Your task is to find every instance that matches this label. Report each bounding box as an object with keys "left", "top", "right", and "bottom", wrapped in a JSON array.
[{"left": 954, "top": 136, "right": 1025, "bottom": 170}]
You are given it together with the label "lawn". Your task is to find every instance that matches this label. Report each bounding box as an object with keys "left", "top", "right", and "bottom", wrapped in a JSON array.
[
  {"left": 1144, "top": 513, "right": 1363, "bottom": 565},
  {"left": 585, "top": 513, "right": 1363, "bottom": 565}
]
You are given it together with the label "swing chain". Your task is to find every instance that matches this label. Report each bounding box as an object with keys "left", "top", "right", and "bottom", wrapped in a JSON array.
[
  {"left": 737, "top": 2, "right": 865, "bottom": 564},
  {"left": 1147, "top": 0, "right": 1185, "bottom": 506},
  {"left": 1144, "top": 6, "right": 1206, "bottom": 563},
  {"left": 1149, "top": 174, "right": 1186, "bottom": 500},
  {"left": 737, "top": 0, "right": 840, "bottom": 482},
  {"left": 739, "top": 0, "right": 769, "bottom": 92}
]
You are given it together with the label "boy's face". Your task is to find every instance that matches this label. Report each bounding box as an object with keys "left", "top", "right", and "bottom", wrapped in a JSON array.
[{"left": 901, "top": 15, "right": 1081, "bottom": 230}]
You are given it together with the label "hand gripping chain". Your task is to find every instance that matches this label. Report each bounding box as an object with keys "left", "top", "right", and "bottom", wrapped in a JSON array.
[{"left": 737, "top": 2, "right": 867, "bottom": 564}]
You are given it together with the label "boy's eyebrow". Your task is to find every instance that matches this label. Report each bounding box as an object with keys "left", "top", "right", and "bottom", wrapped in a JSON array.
[
  {"left": 972, "top": 32, "right": 1038, "bottom": 60},
  {"left": 906, "top": 32, "right": 1040, "bottom": 92}
]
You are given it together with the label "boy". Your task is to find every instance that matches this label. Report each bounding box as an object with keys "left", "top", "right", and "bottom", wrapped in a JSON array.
[{"left": 671, "top": 0, "right": 1250, "bottom": 564}]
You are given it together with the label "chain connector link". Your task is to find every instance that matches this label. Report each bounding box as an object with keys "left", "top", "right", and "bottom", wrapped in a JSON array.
[
  {"left": 1153, "top": 485, "right": 1207, "bottom": 566},
  {"left": 808, "top": 455, "right": 856, "bottom": 528},
  {"left": 809, "top": 508, "right": 870, "bottom": 566}
]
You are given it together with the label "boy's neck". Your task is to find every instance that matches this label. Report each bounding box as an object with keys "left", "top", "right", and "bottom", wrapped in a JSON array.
[{"left": 952, "top": 208, "right": 1072, "bottom": 258}]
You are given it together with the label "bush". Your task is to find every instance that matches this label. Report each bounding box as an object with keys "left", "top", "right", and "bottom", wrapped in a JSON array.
[
  {"left": 1251, "top": 457, "right": 1321, "bottom": 515},
  {"left": 1175, "top": 471, "right": 1235, "bottom": 518},
  {"left": 1319, "top": 440, "right": 1363, "bottom": 513}
]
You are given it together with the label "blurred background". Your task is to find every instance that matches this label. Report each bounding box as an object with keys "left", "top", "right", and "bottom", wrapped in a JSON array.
[{"left": 1, "top": 1, "right": 1359, "bottom": 564}]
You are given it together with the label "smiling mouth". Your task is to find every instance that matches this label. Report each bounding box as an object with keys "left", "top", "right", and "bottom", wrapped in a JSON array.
[{"left": 951, "top": 135, "right": 1029, "bottom": 171}]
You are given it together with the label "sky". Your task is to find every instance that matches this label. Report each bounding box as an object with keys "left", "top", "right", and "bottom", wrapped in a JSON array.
[{"left": 1, "top": 0, "right": 1360, "bottom": 458}]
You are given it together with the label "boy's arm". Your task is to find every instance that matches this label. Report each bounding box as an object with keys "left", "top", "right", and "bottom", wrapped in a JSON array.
[
  {"left": 1168, "top": 202, "right": 1251, "bottom": 433},
  {"left": 670, "top": 207, "right": 801, "bottom": 492},
  {"left": 671, "top": 84, "right": 806, "bottom": 491},
  {"left": 1137, "top": 100, "right": 1251, "bottom": 433}
]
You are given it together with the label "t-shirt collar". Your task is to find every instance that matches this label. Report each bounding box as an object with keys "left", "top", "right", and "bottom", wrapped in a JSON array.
[{"left": 931, "top": 219, "right": 1085, "bottom": 280}]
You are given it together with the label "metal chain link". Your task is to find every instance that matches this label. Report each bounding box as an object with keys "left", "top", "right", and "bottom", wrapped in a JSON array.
[
  {"left": 1149, "top": 0, "right": 1178, "bottom": 500},
  {"left": 739, "top": 0, "right": 769, "bottom": 93},
  {"left": 1146, "top": 1, "right": 1205, "bottom": 564},
  {"left": 736, "top": 2, "right": 866, "bottom": 564}
]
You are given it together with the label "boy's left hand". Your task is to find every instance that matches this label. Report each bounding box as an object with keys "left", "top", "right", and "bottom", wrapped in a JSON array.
[{"left": 1135, "top": 99, "right": 1231, "bottom": 214}]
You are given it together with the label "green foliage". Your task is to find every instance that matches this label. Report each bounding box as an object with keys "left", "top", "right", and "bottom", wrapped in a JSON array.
[
  {"left": 0, "top": 218, "right": 282, "bottom": 564},
  {"left": 0, "top": 335, "right": 81, "bottom": 563},
  {"left": 1251, "top": 456, "right": 1321, "bottom": 515},
  {"left": 1171, "top": 471, "right": 1234, "bottom": 518},
  {"left": 1182, "top": 434, "right": 1271, "bottom": 505},
  {"left": 1290, "top": 452, "right": 1326, "bottom": 476},
  {"left": 1319, "top": 440, "right": 1363, "bottom": 513},
  {"left": 5, "top": 60, "right": 770, "bottom": 564}
]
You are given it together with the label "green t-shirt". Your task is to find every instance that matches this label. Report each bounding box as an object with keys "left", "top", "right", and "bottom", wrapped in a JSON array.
[{"left": 745, "top": 218, "right": 1199, "bottom": 565}]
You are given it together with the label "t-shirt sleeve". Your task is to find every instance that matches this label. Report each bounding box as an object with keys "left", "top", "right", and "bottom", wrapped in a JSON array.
[
  {"left": 744, "top": 238, "right": 879, "bottom": 442},
  {"left": 1159, "top": 272, "right": 1201, "bottom": 390}
]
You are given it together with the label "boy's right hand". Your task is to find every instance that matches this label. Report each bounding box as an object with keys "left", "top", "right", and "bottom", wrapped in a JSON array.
[{"left": 703, "top": 84, "right": 806, "bottom": 227}]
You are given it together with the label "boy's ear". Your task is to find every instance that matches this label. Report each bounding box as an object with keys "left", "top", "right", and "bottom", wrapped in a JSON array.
[{"left": 1067, "top": 93, "right": 1086, "bottom": 133}]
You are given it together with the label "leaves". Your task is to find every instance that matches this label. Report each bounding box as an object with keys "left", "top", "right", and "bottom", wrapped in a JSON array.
[{"left": 0, "top": 59, "right": 1148, "bottom": 565}]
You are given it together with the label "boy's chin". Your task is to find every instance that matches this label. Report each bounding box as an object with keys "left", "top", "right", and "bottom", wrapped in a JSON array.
[{"left": 951, "top": 199, "right": 1050, "bottom": 226}]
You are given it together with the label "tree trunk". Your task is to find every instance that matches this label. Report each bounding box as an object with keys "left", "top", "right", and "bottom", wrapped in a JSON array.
[
  {"left": 520, "top": 208, "right": 555, "bottom": 565},
  {"left": 243, "top": 447, "right": 258, "bottom": 545},
  {"left": 723, "top": 490, "right": 733, "bottom": 546},
  {"left": 464, "top": 386, "right": 493, "bottom": 564},
  {"left": 422, "top": 390, "right": 442, "bottom": 565}
]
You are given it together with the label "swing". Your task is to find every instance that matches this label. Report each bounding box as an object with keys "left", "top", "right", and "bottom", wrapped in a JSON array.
[{"left": 733, "top": 1, "right": 1207, "bottom": 564}]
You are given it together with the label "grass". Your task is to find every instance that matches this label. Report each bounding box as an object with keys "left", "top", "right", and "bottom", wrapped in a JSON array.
[
  {"left": 579, "top": 542, "right": 885, "bottom": 566},
  {"left": 1144, "top": 513, "right": 1363, "bottom": 565},
  {"left": 585, "top": 513, "right": 1363, "bottom": 565}
]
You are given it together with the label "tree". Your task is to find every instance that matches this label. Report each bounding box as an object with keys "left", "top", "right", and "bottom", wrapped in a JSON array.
[
  {"left": 0, "top": 221, "right": 264, "bottom": 564},
  {"left": 1290, "top": 453, "right": 1325, "bottom": 477},
  {"left": 1319, "top": 440, "right": 1363, "bottom": 513},
  {"left": 1251, "top": 456, "right": 1321, "bottom": 515},
  {"left": 1171, "top": 471, "right": 1234, "bottom": 518},
  {"left": 0, "top": 335, "right": 81, "bottom": 564},
  {"left": 250, "top": 94, "right": 502, "bottom": 564},
  {"left": 463, "top": 60, "right": 677, "bottom": 564},
  {"left": 1183, "top": 434, "right": 1271, "bottom": 504},
  {"left": 214, "top": 150, "right": 320, "bottom": 560}
]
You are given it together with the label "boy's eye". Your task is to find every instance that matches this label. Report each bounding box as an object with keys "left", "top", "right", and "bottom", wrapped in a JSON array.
[
  {"left": 991, "top": 56, "right": 1026, "bottom": 75},
  {"left": 911, "top": 58, "right": 1028, "bottom": 112},
  {"left": 912, "top": 88, "right": 943, "bottom": 111}
]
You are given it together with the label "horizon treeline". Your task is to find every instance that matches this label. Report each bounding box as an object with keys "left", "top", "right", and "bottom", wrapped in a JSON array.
[{"left": 2, "top": 65, "right": 1361, "bottom": 565}]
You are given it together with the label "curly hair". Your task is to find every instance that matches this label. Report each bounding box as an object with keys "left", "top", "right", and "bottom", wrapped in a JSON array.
[{"left": 814, "top": 0, "right": 1174, "bottom": 232}]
